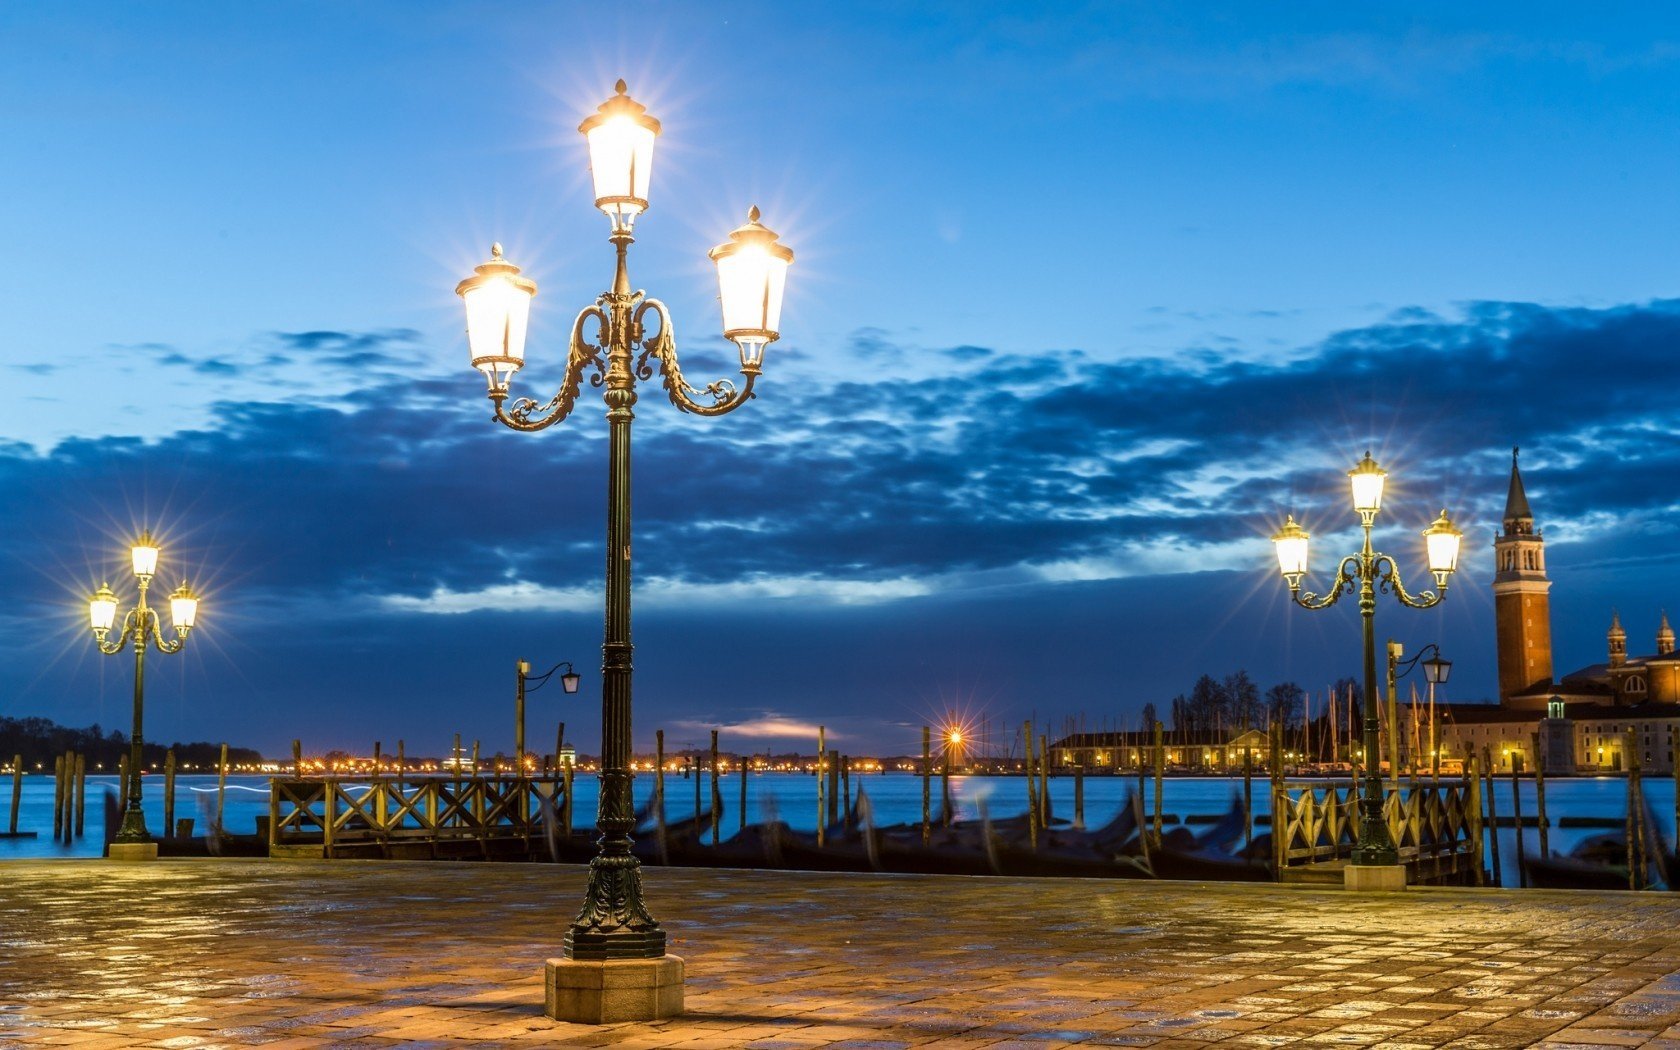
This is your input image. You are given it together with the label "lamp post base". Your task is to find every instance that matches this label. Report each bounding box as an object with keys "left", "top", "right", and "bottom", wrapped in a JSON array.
[
  {"left": 545, "top": 955, "right": 684, "bottom": 1023},
  {"left": 1344, "top": 863, "right": 1407, "bottom": 892},
  {"left": 107, "top": 842, "right": 159, "bottom": 862}
]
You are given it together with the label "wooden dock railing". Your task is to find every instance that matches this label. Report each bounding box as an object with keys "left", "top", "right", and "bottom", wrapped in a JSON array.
[
  {"left": 1271, "top": 778, "right": 1484, "bottom": 886},
  {"left": 269, "top": 775, "right": 567, "bottom": 860}
]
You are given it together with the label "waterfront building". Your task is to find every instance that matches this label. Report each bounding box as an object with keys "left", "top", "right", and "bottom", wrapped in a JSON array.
[
  {"left": 1050, "top": 728, "right": 1271, "bottom": 770},
  {"left": 1437, "top": 449, "right": 1680, "bottom": 773}
]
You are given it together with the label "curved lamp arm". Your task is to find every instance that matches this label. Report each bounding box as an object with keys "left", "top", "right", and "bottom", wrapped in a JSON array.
[
  {"left": 1375, "top": 554, "right": 1443, "bottom": 610},
  {"left": 525, "top": 660, "right": 575, "bottom": 693},
  {"left": 1393, "top": 642, "right": 1444, "bottom": 679},
  {"left": 149, "top": 611, "right": 188, "bottom": 655},
  {"left": 633, "top": 298, "right": 757, "bottom": 417},
  {"left": 95, "top": 610, "right": 139, "bottom": 655},
  {"left": 1292, "top": 555, "right": 1361, "bottom": 610},
  {"left": 494, "top": 304, "right": 609, "bottom": 432}
]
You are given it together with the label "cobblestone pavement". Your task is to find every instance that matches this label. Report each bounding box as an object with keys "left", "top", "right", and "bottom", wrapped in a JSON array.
[{"left": 5, "top": 861, "right": 1680, "bottom": 1048}]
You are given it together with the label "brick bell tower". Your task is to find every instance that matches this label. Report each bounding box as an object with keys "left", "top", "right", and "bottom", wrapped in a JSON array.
[{"left": 1494, "top": 447, "right": 1554, "bottom": 705}]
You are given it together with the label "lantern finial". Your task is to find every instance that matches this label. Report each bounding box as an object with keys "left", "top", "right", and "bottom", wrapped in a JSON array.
[
  {"left": 615, "top": 78, "right": 627, "bottom": 95},
  {"left": 748, "top": 204, "right": 761, "bottom": 222}
]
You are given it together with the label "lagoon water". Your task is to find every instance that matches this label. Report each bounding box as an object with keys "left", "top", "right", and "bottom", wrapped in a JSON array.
[{"left": 1, "top": 771, "right": 1666, "bottom": 889}]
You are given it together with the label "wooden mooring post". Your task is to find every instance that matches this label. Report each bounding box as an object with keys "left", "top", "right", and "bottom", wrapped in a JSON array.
[
  {"left": 1510, "top": 760, "right": 1527, "bottom": 889},
  {"left": 1468, "top": 751, "right": 1484, "bottom": 886},
  {"left": 1532, "top": 732, "right": 1550, "bottom": 860},
  {"left": 1482, "top": 746, "right": 1502, "bottom": 886},
  {"left": 654, "top": 729, "right": 665, "bottom": 814},
  {"left": 163, "top": 749, "right": 177, "bottom": 838},
  {"left": 827, "top": 750, "right": 840, "bottom": 828},
  {"left": 8, "top": 754, "right": 23, "bottom": 835},
  {"left": 940, "top": 743, "right": 951, "bottom": 828},
  {"left": 920, "top": 725, "right": 930, "bottom": 846},
  {"left": 710, "top": 730, "right": 720, "bottom": 847},
  {"left": 52, "top": 755, "right": 64, "bottom": 841},
  {"left": 816, "top": 726, "right": 826, "bottom": 848},
  {"left": 840, "top": 754, "right": 851, "bottom": 831},
  {"left": 1073, "top": 757, "right": 1085, "bottom": 831},
  {"left": 1023, "top": 720, "right": 1038, "bottom": 850},
  {"left": 1038, "top": 734, "right": 1050, "bottom": 826},
  {"left": 1152, "top": 720, "right": 1165, "bottom": 846},
  {"left": 72, "top": 753, "right": 86, "bottom": 838},
  {"left": 1242, "top": 749, "right": 1254, "bottom": 853},
  {"left": 217, "top": 743, "right": 230, "bottom": 834},
  {"left": 740, "top": 749, "right": 749, "bottom": 833},
  {"left": 292, "top": 739, "right": 303, "bottom": 777}
]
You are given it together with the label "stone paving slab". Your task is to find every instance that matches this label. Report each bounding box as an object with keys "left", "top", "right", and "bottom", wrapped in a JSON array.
[{"left": 4, "top": 862, "right": 1680, "bottom": 1048}]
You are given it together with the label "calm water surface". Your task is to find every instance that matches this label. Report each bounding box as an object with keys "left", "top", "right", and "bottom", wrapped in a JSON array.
[{"left": 0, "top": 771, "right": 1666, "bottom": 889}]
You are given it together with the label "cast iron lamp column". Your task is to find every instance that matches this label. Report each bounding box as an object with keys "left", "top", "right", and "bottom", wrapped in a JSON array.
[
  {"left": 454, "top": 82, "right": 793, "bottom": 969},
  {"left": 87, "top": 534, "right": 200, "bottom": 856},
  {"left": 1271, "top": 452, "right": 1462, "bottom": 866}
]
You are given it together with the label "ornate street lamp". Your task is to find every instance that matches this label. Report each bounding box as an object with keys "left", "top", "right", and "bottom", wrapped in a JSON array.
[
  {"left": 516, "top": 658, "right": 581, "bottom": 773},
  {"left": 1271, "top": 452, "right": 1461, "bottom": 880},
  {"left": 1387, "top": 642, "right": 1451, "bottom": 782},
  {"left": 87, "top": 532, "right": 200, "bottom": 861},
  {"left": 453, "top": 80, "right": 792, "bottom": 1023}
]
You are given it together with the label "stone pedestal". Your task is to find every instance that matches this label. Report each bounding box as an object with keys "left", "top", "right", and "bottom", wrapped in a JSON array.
[
  {"left": 545, "top": 954, "right": 683, "bottom": 1024},
  {"left": 1344, "top": 863, "right": 1406, "bottom": 892},
  {"left": 107, "top": 842, "right": 159, "bottom": 862}
]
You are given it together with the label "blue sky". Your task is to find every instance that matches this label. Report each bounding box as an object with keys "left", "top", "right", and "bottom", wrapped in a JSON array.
[{"left": 2, "top": 5, "right": 1679, "bottom": 757}]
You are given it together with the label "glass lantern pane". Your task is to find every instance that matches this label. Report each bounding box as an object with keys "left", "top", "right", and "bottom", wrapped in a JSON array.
[
  {"left": 717, "top": 247, "right": 789, "bottom": 336},
  {"left": 171, "top": 595, "right": 198, "bottom": 630},
  {"left": 131, "top": 545, "right": 160, "bottom": 578},
  {"left": 90, "top": 597, "right": 118, "bottom": 632},
  {"left": 1274, "top": 535, "right": 1308, "bottom": 577},
  {"left": 587, "top": 118, "right": 656, "bottom": 208},
  {"left": 1426, "top": 529, "right": 1461, "bottom": 574},
  {"left": 1349, "top": 471, "right": 1385, "bottom": 513},
  {"left": 463, "top": 278, "right": 529, "bottom": 371}
]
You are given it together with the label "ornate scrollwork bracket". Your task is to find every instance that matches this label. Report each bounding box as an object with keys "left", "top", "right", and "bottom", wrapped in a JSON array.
[
  {"left": 1292, "top": 555, "right": 1362, "bottom": 610},
  {"left": 633, "top": 298, "right": 757, "bottom": 416},
  {"left": 492, "top": 305, "right": 608, "bottom": 432},
  {"left": 1375, "top": 554, "right": 1443, "bottom": 609}
]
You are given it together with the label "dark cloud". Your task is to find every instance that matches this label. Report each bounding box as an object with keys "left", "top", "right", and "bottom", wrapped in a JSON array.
[{"left": 5, "top": 300, "right": 1678, "bottom": 753}]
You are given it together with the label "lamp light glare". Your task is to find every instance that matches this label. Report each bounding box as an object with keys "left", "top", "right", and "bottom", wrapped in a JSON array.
[
  {"left": 170, "top": 583, "right": 199, "bottom": 633},
  {"left": 1348, "top": 451, "right": 1386, "bottom": 519},
  {"left": 1423, "top": 509, "right": 1463, "bottom": 580},
  {"left": 1271, "top": 515, "right": 1310, "bottom": 583},
  {"left": 579, "top": 80, "right": 660, "bottom": 233},
  {"left": 131, "top": 537, "right": 160, "bottom": 580},
  {"left": 710, "top": 206, "right": 794, "bottom": 371},
  {"left": 90, "top": 583, "right": 118, "bottom": 634},
  {"left": 456, "top": 243, "right": 537, "bottom": 394}
]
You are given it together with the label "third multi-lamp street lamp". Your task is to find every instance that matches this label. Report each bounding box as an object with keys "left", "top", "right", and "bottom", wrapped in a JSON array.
[
  {"left": 1271, "top": 452, "right": 1461, "bottom": 873},
  {"left": 87, "top": 533, "right": 200, "bottom": 861},
  {"left": 454, "top": 80, "right": 792, "bottom": 1022}
]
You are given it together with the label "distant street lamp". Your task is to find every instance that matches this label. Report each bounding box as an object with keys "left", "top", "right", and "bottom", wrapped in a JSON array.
[
  {"left": 1388, "top": 642, "right": 1451, "bottom": 780},
  {"left": 87, "top": 533, "right": 199, "bottom": 861},
  {"left": 453, "top": 80, "right": 792, "bottom": 1022},
  {"left": 516, "top": 659, "right": 581, "bottom": 773},
  {"left": 1272, "top": 452, "right": 1461, "bottom": 874}
]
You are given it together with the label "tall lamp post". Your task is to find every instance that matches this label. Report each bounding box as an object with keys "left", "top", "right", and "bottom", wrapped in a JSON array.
[
  {"left": 1271, "top": 452, "right": 1461, "bottom": 886},
  {"left": 453, "top": 81, "right": 792, "bottom": 1023},
  {"left": 516, "top": 659, "right": 581, "bottom": 773},
  {"left": 1387, "top": 643, "right": 1451, "bottom": 780},
  {"left": 87, "top": 533, "right": 200, "bottom": 862}
]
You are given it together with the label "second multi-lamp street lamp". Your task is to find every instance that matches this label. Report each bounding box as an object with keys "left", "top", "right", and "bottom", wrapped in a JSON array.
[
  {"left": 1271, "top": 452, "right": 1461, "bottom": 887},
  {"left": 87, "top": 533, "right": 200, "bottom": 861},
  {"left": 454, "top": 81, "right": 792, "bottom": 1023}
]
